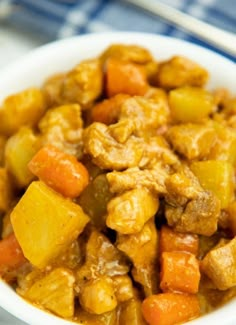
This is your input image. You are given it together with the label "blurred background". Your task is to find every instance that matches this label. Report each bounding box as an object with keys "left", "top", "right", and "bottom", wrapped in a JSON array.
[
  {"left": 0, "top": 0, "right": 235, "bottom": 70},
  {"left": 0, "top": 0, "right": 235, "bottom": 324}
]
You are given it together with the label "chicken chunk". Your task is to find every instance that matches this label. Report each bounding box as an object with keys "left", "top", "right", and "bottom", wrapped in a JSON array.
[
  {"left": 155, "top": 55, "right": 208, "bottom": 89},
  {"left": 39, "top": 104, "right": 83, "bottom": 157},
  {"left": 76, "top": 230, "right": 130, "bottom": 287},
  {"left": 165, "top": 166, "right": 220, "bottom": 236},
  {"left": 167, "top": 123, "right": 216, "bottom": 160},
  {"left": 100, "top": 44, "right": 153, "bottom": 64},
  {"left": 117, "top": 218, "right": 159, "bottom": 296},
  {"left": 106, "top": 188, "right": 159, "bottom": 234},
  {"left": 83, "top": 122, "right": 143, "bottom": 170},
  {"left": 201, "top": 237, "right": 236, "bottom": 290},
  {"left": 119, "top": 96, "right": 169, "bottom": 133},
  {"left": 61, "top": 59, "right": 103, "bottom": 109},
  {"left": 107, "top": 164, "right": 168, "bottom": 195},
  {"left": 79, "top": 276, "right": 117, "bottom": 315}
]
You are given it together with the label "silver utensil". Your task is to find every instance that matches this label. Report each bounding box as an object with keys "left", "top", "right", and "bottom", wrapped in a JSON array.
[{"left": 123, "top": 0, "right": 236, "bottom": 58}]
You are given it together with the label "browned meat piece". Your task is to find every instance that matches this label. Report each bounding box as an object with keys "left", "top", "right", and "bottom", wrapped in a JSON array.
[
  {"left": 201, "top": 237, "right": 236, "bottom": 290},
  {"left": 83, "top": 122, "right": 143, "bottom": 170},
  {"left": 167, "top": 123, "right": 216, "bottom": 160},
  {"left": 76, "top": 230, "right": 130, "bottom": 289},
  {"left": 155, "top": 55, "right": 208, "bottom": 89},
  {"left": 165, "top": 166, "right": 220, "bottom": 236},
  {"left": 61, "top": 59, "right": 103, "bottom": 109},
  {"left": 119, "top": 96, "right": 170, "bottom": 134},
  {"left": 140, "top": 136, "right": 180, "bottom": 168},
  {"left": 106, "top": 188, "right": 159, "bottom": 234},
  {"left": 100, "top": 44, "right": 153, "bottom": 64},
  {"left": 117, "top": 219, "right": 159, "bottom": 296},
  {"left": 38, "top": 104, "right": 83, "bottom": 157},
  {"left": 107, "top": 164, "right": 168, "bottom": 195}
]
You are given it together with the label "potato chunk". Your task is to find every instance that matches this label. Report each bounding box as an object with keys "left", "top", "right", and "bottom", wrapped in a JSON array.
[
  {"left": 10, "top": 181, "right": 90, "bottom": 268},
  {"left": 106, "top": 188, "right": 159, "bottom": 234},
  {"left": 190, "top": 160, "right": 234, "bottom": 209},
  {"left": 23, "top": 268, "right": 75, "bottom": 318},
  {"left": 0, "top": 88, "right": 46, "bottom": 136},
  {"left": 201, "top": 238, "right": 236, "bottom": 290},
  {"left": 5, "top": 127, "right": 40, "bottom": 188},
  {"left": 169, "top": 87, "right": 215, "bottom": 123}
]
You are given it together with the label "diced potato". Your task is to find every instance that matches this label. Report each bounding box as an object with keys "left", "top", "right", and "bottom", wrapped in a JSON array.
[
  {"left": 0, "top": 168, "right": 12, "bottom": 212},
  {"left": 5, "top": 127, "right": 40, "bottom": 188},
  {"left": 190, "top": 160, "right": 234, "bottom": 209},
  {"left": 169, "top": 87, "right": 215, "bottom": 123},
  {"left": 0, "top": 88, "right": 46, "bottom": 136},
  {"left": 118, "top": 298, "right": 146, "bottom": 325},
  {"left": 106, "top": 188, "right": 159, "bottom": 234},
  {"left": 10, "top": 181, "right": 90, "bottom": 268},
  {"left": 201, "top": 237, "right": 236, "bottom": 290},
  {"left": 79, "top": 276, "right": 117, "bottom": 315},
  {"left": 23, "top": 268, "right": 75, "bottom": 318}
]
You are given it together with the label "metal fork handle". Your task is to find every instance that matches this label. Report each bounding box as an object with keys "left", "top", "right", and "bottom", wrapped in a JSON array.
[{"left": 123, "top": 0, "right": 236, "bottom": 58}]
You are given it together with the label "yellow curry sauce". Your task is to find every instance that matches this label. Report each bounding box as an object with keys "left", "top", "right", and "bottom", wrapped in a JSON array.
[{"left": 0, "top": 44, "right": 236, "bottom": 325}]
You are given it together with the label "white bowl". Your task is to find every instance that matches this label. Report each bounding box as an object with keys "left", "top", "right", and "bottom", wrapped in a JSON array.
[{"left": 0, "top": 32, "right": 235, "bottom": 325}]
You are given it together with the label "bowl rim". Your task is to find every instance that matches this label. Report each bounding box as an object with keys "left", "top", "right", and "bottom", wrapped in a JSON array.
[{"left": 0, "top": 31, "right": 235, "bottom": 325}]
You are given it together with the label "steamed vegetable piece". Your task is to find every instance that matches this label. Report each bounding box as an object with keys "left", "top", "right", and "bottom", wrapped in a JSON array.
[
  {"left": 0, "top": 233, "right": 26, "bottom": 275},
  {"left": 0, "top": 88, "right": 46, "bottom": 136},
  {"left": 169, "top": 87, "right": 215, "bottom": 123},
  {"left": 190, "top": 160, "right": 234, "bottom": 209},
  {"left": 5, "top": 127, "right": 40, "bottom": 188},
  {"left": 28, "top": 145, "right": 89, "bottom": 198},
  {"left": 142, "top": 293, "right": 200, "bottom": 325},
  {"left": 10, "top": 181, "right": 90, "bottom": 268},
  {"left": 23, "top": 268, "right": 75, "bottom": 318},
  {"left": 159, "top": 225, "right": 199, "bottom": 255},
  {"left": 160, "top": 251, "right": 200, "bottom": 294},
  {"left": 106, "top": 58, "right": 148, "bottom": 97}
]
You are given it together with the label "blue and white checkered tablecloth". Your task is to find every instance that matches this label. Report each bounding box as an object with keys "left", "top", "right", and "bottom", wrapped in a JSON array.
[
  {"left": 1, "top": 0, "right": 236, "bottom": 61},
  {"left": 0, "top": 0, "right": 235, "bottom": 324}
]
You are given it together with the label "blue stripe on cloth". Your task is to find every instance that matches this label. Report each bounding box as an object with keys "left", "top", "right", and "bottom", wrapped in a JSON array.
[{"left": 2, "top": 0, "right": 236, "bottom": 61}]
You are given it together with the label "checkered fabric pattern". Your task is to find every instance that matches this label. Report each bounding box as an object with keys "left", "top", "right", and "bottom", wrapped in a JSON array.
[{"left": 1, "top": 0, "right": 236, "bottom": 61}]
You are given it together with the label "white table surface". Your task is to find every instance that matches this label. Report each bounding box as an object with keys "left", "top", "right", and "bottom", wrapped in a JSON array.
[{"left": 0, "top": 25, "right": 44, "bottom": 325}]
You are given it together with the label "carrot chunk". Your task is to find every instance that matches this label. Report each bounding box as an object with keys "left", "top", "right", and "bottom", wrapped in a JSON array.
[
  {"left": 106, "top": 58, "right": 148, "bottom": 97},
  {"left": 91, "top": 94, "right": 130, "bottom": 125},
  {"left": 160, "top": 251, "right": 200, "bottom": 294},
  {"left": 0, "top": 233, "right": 26, "bottom": 275},
  {"left": 28, "top": 145, "right": 89, "bottom": 198},
  {"left": 160, "top": 225, "right": 199, "bottom": 255},
  {"left": 142, "top": 293, "right": 200, "bottom": 325}
]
